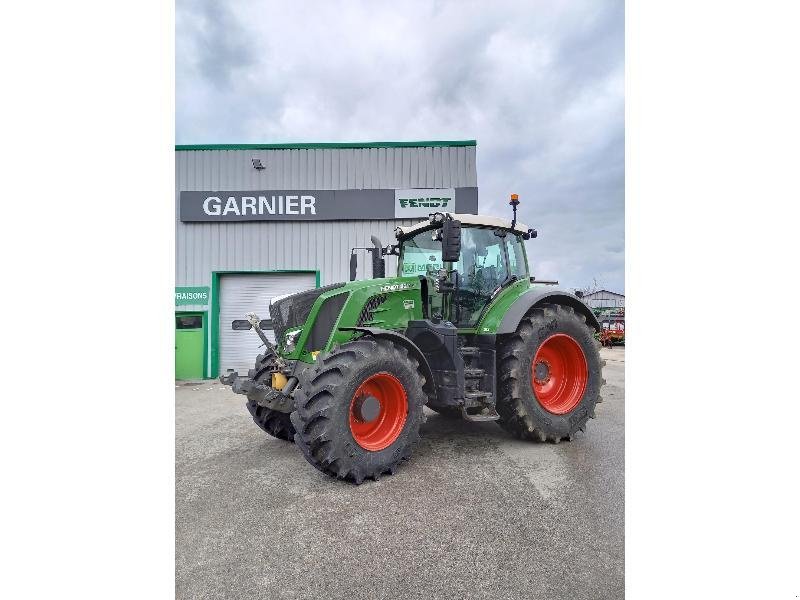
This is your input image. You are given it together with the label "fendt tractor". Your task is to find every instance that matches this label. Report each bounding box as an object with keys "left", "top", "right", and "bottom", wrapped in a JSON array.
[{"left": 221, "top": 195, "right": 604, "bottom": 483}]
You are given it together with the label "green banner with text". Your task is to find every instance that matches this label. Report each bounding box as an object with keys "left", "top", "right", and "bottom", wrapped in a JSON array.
[{"left": 175, "top": 286, "right": 210, "bottom": 306}]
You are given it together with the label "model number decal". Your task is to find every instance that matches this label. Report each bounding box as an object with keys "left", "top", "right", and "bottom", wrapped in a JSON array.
[{"left": 380, "top": 283, "right": 414, "bottom": 293}]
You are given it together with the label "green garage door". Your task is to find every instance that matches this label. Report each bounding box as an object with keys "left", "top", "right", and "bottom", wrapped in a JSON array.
[{"left": 175, "top": 313, "right": 205, "bottom": 380}]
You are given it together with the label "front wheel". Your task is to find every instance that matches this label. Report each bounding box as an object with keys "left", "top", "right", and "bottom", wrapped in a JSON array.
[
  {"left": 495, "top": 303, "right": 604, "bottom": 442},
  {"left": 290, "top": 337, "right": 428, "bottom": 484}
]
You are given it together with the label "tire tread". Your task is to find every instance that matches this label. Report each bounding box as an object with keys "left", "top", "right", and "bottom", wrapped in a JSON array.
[{"left": 495, "top": 303, "right": 603, "bottom": 443}]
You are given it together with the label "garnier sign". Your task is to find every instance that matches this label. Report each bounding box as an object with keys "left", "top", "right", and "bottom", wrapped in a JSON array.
[
  {"left": 179, "top": 188, "right": 477, "bottom": 222},
  {"left": 175, "top": 286, "right": 210, "bottom": 306}
]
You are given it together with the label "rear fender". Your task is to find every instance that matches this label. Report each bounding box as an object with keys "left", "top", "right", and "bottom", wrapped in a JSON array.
[{"left": 496, "top": 289, "right": 600, "bottom": 334}]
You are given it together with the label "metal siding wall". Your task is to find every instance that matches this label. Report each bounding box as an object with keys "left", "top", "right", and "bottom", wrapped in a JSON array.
[
  {"left": 584, "top": 292, "right": 625, "bottom": 309},
  {"left": 175, "top": 146, "right": 477, "bottom": 310}
]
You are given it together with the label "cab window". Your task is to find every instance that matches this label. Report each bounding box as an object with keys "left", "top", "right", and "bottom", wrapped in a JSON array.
[
  {"left": 505, "top": 234, "right": 528, "bottom": 280},
  {"left": 399, "top": 226, "right": 518, "bottom": 327},
  {"left": 400, "top": 231, "right": 443, "bottom": 277}
]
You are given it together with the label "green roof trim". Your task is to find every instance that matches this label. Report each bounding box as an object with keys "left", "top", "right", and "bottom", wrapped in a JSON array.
[{"left": 175, "top": 140, "right": 476, "bottom": 151}]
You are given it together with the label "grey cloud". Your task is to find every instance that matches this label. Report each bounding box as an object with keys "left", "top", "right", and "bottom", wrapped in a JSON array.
[
  {"left": 176, "top": 0, "right": 624, "bottom": 293},
  {"left": 179, "top": 1, "right": 256, "bottom": 87}
]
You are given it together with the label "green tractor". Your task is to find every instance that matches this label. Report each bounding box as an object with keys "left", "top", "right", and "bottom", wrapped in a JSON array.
[{"left": 221, "top": 196, "right": 604, "bottom": 483}]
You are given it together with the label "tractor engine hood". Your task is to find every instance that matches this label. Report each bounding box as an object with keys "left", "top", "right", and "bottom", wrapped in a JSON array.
[
  {"left": 270, "top": 282, "right": 346, "bottom": 343},
  {"left": 270, "top": 276, "right": 423, "bottom": 361},
  {"left": 270, "top": 276, "right": 418, "bottom": 343}
]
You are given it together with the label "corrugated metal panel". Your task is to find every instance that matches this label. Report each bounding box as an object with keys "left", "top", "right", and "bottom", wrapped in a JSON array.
[
  {"left": 582, "top": 291, "right": 625, "bottom": 309},
  {"left": 175, "top": 145, "right": 477, "bottom": 310},
  {"left": 175, "top": 146, "right": 476, "bottom": 194}
]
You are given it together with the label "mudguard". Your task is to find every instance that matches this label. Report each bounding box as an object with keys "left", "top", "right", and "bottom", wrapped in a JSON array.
[
  {"left": 339, "top": 326, "right": 438, "bottom": 403},
  {"left": 496, "top": 288, "right": 601, "bottom": 334}
]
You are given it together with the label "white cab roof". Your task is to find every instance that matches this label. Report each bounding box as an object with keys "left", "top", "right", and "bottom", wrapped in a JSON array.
[{"left": 395, "top": 212, "right": 531, "bottom": 238}]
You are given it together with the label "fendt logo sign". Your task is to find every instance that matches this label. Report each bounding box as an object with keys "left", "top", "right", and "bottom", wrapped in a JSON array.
[
  {"left": 179, "top": 187, "right": 476, "bottom": 222},
  {"left": 397, "top": 197, "right": 450, "bottom": 209},
  {"left": 394, "top": 188, "right": 456, "bottom": 218}
]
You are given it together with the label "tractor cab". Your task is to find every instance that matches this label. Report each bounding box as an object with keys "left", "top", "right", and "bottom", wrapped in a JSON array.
[{"left": 395, "top": 212, "right": 537, "bottom": 328}]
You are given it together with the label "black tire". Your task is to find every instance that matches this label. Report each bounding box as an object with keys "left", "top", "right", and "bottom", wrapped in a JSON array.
[
  {"left": 496, "top": 303, "right": 605, "bottom": 443},
  {"left": 245, "top": 351, "right": 295, "bottom": 442},
  {"left": 290, "top": 337, "right": 428, "bottom": 484}
]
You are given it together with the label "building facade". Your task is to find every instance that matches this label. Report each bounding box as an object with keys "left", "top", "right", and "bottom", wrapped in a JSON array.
[
  {"left": 175, "top": 140, "right": 479, "bottom": 379},
  {"left": 580, "top": 289, "right": 625, "bottom": 310}
]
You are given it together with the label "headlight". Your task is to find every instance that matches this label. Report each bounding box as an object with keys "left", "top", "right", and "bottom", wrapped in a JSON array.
[{"left": 284, "top": 329, "right": 301, "bottom": 353}]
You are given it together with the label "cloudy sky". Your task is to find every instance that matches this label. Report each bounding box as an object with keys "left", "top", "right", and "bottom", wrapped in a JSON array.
[{"left": 176, "top": 0, "right": 624, "bottom": 293}]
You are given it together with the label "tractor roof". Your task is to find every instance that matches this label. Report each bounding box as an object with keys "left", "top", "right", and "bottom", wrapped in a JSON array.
[{"left": 395, "top": 213, "right": 531, "bottom": 239}]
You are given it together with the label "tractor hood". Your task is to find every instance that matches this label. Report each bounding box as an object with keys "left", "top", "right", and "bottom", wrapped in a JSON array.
[
  {"left": 269, "top": 275, "right": 425, "bottom": 362},
  {"left": 269, "top": 277, "right": 421, "bottom": 347},
  {"left": 270, "top": 282, "right": 346, "bottom": 343}
]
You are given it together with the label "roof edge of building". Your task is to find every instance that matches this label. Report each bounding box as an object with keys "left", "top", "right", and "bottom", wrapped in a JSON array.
[
  {"left": 175, "top": 140, "right": 477, "bottom": 151},
  {"left": 584, "top": 290, "right": 625, "bottom": 297}
]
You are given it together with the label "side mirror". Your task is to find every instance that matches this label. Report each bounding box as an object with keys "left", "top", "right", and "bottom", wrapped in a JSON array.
[
  {"left": 349, "top": 253, "right": 357, "bottom": 281},
  {"left": 231, "top": 320, "right": 252, "bottom": 331},
  {"left": 441, "top": 218, "right": 461, "bottom": 263}
]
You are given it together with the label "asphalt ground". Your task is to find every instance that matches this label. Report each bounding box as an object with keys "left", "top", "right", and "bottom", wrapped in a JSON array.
[{"left": 176, "top": 346, "right": 624, "bottom": 599}]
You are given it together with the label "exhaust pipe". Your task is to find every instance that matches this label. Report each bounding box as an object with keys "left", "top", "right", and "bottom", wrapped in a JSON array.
[{"left": 370, "top": 235, "right": 385, "bottom": 278}]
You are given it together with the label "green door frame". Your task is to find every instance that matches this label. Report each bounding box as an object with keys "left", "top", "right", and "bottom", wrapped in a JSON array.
[
  {"left": 210, "top": 270, "right": 321, "bottom": 379},
  {"left": 175, "top": 310, "right": 209, "bottom": 379}
]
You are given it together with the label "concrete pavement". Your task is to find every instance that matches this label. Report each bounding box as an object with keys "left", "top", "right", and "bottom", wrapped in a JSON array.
[{"left": 176, "top": 346, "right": 625, "bottom": 599}]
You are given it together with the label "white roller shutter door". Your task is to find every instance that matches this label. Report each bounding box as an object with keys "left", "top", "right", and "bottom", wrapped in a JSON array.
[{"left": 219, "top": 273, "right": 317, "bottom": 376}]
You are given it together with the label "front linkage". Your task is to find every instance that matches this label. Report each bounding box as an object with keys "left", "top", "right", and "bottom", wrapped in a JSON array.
[
  {"left": 220, "top": 312, "right": 297, "bottom": 414},
  {"left": 222, "top": 371, "right": 295, "bottom": 413}
]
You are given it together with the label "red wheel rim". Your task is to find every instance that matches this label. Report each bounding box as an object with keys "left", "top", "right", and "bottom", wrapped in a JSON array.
[
  {"left": 531, "top": 334, "right": 588, "bottom": 415},
  {"left": 349, "top": 372, "right": 408, "bottom": 451}
]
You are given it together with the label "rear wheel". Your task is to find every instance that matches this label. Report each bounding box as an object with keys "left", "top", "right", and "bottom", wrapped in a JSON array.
[
  {"left": 291, "top": 337, "right": 428, "bottom": 483},
  {"left": 496, "top": 303, "right": 604, "bottom": 442},
  {"left": 245, "top": 351, "right": 295, "bottom": 442}
]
